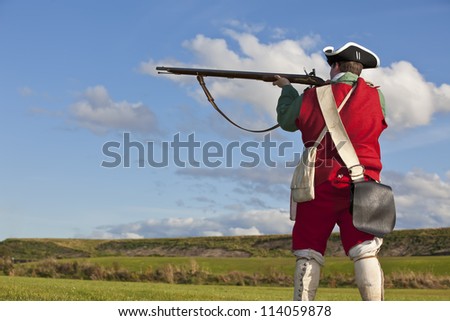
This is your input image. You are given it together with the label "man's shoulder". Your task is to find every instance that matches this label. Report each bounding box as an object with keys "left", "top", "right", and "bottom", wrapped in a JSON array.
[{"left": 356, "top": 77, "right": 382, "bottom": 93}]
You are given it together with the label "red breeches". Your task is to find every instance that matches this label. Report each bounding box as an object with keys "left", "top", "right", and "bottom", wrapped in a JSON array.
[{"left": 292, "top": 180, "right": 374, "bottom": 255}]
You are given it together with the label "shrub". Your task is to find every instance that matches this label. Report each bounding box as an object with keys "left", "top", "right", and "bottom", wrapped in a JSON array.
[
  {"left": 9, "top": 258, "right": 450, "bottom": 289},
  {"left": 0, "top": 257, "right": 14, "bottom": 276}
]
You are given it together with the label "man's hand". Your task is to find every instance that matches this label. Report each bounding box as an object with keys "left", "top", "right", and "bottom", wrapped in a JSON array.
[{"left": 272, "top": 75, "right": 291, "bottom": 87}]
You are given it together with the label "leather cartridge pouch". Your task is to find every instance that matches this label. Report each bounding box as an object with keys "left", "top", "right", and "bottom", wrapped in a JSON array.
[{"left": 351, "top": 179, "right": 396, "bottom": 237}]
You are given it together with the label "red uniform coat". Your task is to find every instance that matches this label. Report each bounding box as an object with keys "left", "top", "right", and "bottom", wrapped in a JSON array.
[{"left": 296, "top": 77, "right": 387, "bottom": 186}]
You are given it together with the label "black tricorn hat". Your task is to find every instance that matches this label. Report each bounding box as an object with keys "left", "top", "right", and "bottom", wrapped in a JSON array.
[{"left": 323, "top": 42, "right": 380, "bottom": 69}]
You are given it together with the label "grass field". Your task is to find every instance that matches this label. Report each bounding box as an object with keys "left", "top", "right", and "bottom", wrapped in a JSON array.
[
  {"left": 2, "top": 256, "right": 449, "bottom": 301},
  {"left": 1, "top": 276, "right": 449, "bottom": 301},
  {"left": 2, "top": 232, "right": 449, "bottom": 301}
]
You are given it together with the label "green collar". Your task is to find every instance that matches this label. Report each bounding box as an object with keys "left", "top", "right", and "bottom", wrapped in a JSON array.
[{"left": 333, "top": 72, "right": 358, "bottom": 85}]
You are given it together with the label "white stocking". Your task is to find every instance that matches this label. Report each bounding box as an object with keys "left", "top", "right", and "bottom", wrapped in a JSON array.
[
  {"left": 292, "top": 249, "right": 324, "bottom": 301},
  {"left": 353, "top": 256, "right": 384, "bottom": 301},
  {"left": 349, "top": 238, "right": 384, "bottom": 301}
]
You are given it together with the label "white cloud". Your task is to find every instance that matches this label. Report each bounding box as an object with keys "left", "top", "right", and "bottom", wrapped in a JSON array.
[
  {"left": 366, "top": 62, "right": 450, "bottom": 130},
  {"left": 229, "top": 226, "right": 262, "bottom": 236},
  {"left": 143, "top": 30, "right": 450, "bottom": 132},
  {"left": 271, "top": 27, "right": 288, "bottom": 40},
  {"left": 219, "top": 209, "right": 293, "bottom": 235},
  {"left": 225, "top": 19, "right": 265, "bottom": 34},
  {"left": 91, "top": 209, "right": 293, "bottom": 239},
  {"left": 383, "top": 170, "right": 450, "bottom": 229},
  {"left": 69, "top": 85, "right": 159, "bottom": 135}
]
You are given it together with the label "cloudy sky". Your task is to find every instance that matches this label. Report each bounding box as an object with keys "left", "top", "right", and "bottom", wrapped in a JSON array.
[{"left": 1, "top": 0, "right": 449, "bottom": 240}]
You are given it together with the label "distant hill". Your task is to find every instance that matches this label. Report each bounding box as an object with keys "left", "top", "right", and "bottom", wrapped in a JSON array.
[{"left": 0, "top": 227, "right": 449, "bottom": 261}]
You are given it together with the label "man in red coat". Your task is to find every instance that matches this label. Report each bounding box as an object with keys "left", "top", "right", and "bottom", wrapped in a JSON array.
[{"left": 273, "top": 42, "right": 387, "bottom": 301}]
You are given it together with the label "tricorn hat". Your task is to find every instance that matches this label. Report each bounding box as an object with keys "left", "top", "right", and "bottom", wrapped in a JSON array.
[{"left": 323, "top": 42, "right": 380, "bottom": 69}]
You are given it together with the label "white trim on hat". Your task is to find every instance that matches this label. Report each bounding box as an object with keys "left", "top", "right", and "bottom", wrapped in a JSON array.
[{"left": 323, "top": 42, "right": 380, "bottom": 68}]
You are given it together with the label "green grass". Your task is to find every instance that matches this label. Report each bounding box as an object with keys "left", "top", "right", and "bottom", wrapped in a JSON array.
[{"left": 1, "top": 276, "right": 449, "bottom": 301}]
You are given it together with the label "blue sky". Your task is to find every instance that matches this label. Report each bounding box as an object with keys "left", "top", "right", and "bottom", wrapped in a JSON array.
[{"left": 1, "top": 0, "right": 450, "bottom": 240}]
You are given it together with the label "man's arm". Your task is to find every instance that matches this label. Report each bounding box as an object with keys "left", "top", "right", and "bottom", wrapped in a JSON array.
[
  {"left": 273, "top": 76, "right": 302, "bottom": 132},
  {"left": 377, "top": 89, "right": 386, "bottom": 117},
  {"left": 276, "top": 85, "right": 302, "bottom": 132}
]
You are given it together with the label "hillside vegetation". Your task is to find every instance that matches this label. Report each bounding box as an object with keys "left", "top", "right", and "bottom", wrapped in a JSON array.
[
  {"left": 0, "top": 227, "right": 449, "bottom": 261},
  {"left": 1, "top": 228, "right": 449, "bottom": 291}
]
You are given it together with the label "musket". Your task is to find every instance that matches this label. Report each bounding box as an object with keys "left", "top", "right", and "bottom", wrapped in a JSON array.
[
  {"left": 156, "top": 66, "right": 326, "bottom": 133},
  {"left": 156, "top": 66, "right": 325, "bottom": 86}
]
